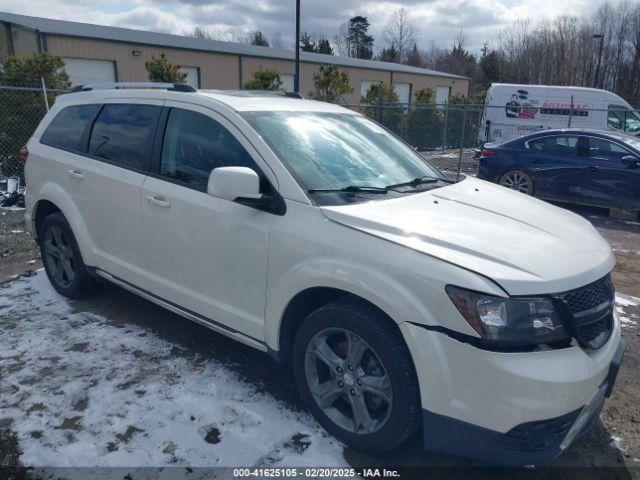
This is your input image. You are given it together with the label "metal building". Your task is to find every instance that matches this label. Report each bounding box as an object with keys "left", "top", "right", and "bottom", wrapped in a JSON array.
[{"left": 0, "top": 12, "right": 469, "bottom": 104}]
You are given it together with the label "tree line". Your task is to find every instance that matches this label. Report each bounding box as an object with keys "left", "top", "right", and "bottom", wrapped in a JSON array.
[{"left": 187, "top": 0, "right": 640, "bottom": 105}]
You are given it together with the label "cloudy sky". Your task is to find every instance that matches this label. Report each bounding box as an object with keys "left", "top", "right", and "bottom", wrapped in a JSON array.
[{"left": 0, "top": 0, "right": 616, "bottom": 53}]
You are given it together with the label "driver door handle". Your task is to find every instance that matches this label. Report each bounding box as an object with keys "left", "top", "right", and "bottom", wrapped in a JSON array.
[
  {"left": 67, "top": 169, "right": 84, "bottom": 180},
  {"left": 588, "top": 165, "right": 601, "bottom": 171},
  {"left": 146, "top": 195, "right": 171, "bottom": 208}
]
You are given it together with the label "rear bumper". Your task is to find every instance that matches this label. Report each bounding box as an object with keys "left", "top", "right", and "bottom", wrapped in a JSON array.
[
  {"left": 476, "top": 162, "right": 499, "bottom": 183},
  {"left": 421, "top": 338, "right": 627, "bottom": 465}
]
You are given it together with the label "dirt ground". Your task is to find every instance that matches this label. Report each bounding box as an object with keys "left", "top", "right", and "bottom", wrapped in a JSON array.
[{"left": 1, "top": 172, "right": 639, "bottom": 478}]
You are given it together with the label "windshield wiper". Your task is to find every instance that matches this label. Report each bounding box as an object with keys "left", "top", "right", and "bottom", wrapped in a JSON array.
[
  {"left": 307, "top": 185, "right": 389, "bottom": 195},
  {"left": 386, "top": 175, "right": 454, "bottom": 190}
]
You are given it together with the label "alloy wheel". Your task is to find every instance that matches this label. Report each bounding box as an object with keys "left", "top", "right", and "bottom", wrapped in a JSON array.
[
  {"left": 43, "top": 224, "right": 76, "bottom": 289},
  {"left": 304, "top": 327, "right": 393, "bottom": 435},
  {"left": 500, "top": 171, "right": 532, "bottom": 194}
]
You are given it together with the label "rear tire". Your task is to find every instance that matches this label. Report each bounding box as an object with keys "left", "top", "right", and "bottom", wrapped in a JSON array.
[
  {"left": 499, "top": 169, "right": 534, "bottom": 195},
  {"left": 292, "top": 299, "right": 421, "bottom": 452},
  {"left": 39, "top": 213, "right": 96, "bottom": 298}
]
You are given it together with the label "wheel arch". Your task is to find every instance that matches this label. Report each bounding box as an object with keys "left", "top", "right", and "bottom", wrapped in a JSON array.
[
  {"left": 267, "top": 278, "right": 412, "bottom": 363},
  {"left": 273, "top": 286, "right": 404, "bottom": 365},
  {"left": 29, "top": 184, "right": 97, "bottom": 266}
]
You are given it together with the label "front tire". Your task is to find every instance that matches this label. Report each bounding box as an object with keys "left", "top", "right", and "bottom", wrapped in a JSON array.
[
  {"left": 39, "top": 213, "right": 96, "bottom": 298},
  {"left": 499, "top": 169, "right": 534, "bottom": 195},
  {"left": 292, "top": 299, "right": 421, "bottom": 452}
]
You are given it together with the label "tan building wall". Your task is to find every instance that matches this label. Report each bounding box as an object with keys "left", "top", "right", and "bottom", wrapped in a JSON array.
[
  {"left": 46, "top": 36, "right": 240, "bottom": 89},
  {"left": 6, "top": 30, "right": 469, "bottom": 101},
  {"left": 11, "top": 26, "right": 38, "bottom": 56},
  {"left": 0, "top": 24, "right": 9, "bottom": 60},
  {"left": 241, "top": 56, "right": 294, "bottom": 86},
  {"left": 392, "top": 72, "right": 469, "bottom": 99}
]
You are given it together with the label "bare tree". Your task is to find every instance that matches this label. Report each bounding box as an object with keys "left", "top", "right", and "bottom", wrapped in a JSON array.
[
  {"left": 383, "top": 8, "right": 417, "bottom": 64},
  {"left": 185, "top": 26, "right": 214, "bottom": 40},
  {"left": 270, "top": 32, "right": 284, "bottom": 49},
  {"left": 334, "top": 21, "right": 350, "bottom": 57}
]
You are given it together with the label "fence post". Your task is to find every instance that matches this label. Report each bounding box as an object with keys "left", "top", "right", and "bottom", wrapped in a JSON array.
[
  {"left": 375, "top": 84, "right": 383, "bottom": 124},
  {"left": 476, "top": 105, "right": 483, "bottom": 144},
  {"left": 41, "top": 76, "right": 50, "bottom": 112},
  {"left": 441, "top": 103, "right": 449, "bottom": 156},
  {"left": 457, "top": 102, "right": 467, "bottom": 182}
]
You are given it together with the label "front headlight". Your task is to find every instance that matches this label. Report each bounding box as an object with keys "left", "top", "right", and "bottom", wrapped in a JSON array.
[{"left": 446, "top": 285, "right": 570, "bottom": 346}]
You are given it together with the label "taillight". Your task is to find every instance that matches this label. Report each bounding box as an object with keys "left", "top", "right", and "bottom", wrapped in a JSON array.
[
  {"left": 19, "top": 145, "right": 29, "bottom": 164},
  {"left": 481, "top": 149, "right": 496, "bottom": 158}
]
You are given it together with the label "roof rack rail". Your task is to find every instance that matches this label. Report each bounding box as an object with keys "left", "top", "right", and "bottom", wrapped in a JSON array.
[{"left": 70, "top": 82, "right": 197, "bottom": 93}]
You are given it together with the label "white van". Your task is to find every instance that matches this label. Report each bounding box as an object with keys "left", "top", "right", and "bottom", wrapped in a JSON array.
[{"left": 479, "top": 83, "right": 640, "bottom": 143}]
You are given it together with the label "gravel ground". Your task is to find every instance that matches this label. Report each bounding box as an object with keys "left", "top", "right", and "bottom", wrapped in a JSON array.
[{"left": 1, "top": 185, "right": 639, "bottom": 479}]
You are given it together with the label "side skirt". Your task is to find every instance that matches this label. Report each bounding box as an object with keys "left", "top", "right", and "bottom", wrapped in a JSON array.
[{"left": 93, "top": 269, "right": 268, "bottom": 353}]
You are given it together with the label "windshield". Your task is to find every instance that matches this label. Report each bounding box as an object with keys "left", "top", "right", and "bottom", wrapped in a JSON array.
[
  {"left": 608, "top": 105, "right": 640, "bottom": 135},
  {"left": 242, "top": 112, "right": 447, "bottom": 205}
]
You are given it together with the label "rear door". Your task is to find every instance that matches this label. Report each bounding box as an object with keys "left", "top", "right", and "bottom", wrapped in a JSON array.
[
  {"left": 78, "top": 101, "right": 161, "bottom": 286},
  {"left": 580, "top": 136, "right": 640, "bottom": 209},
  {"left": 524, "top": 134, "right": 587, "bottom": 203},
  {"left": 140, "top": 102, "right": 275, "bottom": 340}
]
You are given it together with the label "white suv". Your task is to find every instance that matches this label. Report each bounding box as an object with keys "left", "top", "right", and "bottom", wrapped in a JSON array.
[{"left": 24, "top": 83, "right": 625, "bottom": 465}]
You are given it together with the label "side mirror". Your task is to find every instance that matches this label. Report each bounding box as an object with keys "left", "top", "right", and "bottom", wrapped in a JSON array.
[
  {"left": 207, "top": 166, "right": 280, "bottom": 212},
  {"left": 622, "top": 155, "right": 640, "bottom": 169},
  {"left": 208, "top": 166, "right": 261, "bottom": 201}
]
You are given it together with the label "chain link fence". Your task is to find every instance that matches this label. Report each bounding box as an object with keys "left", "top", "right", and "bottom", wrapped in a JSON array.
[
  {"left": 1, "top": 81, "right": 640, "bottom": 188},
  {"left": 346, "top": 101, "right": 640, "bottom": 173},
  {"left": 0, "top": 81, "right": 69, "bottom": 187}
]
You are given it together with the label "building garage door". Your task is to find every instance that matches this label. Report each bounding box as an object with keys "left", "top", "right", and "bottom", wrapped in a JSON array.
[
  {"left": 280, "top": 74, "right": 294, "bottom": 92},
  {"left": 436, "top": 86, "right": 451, "bottom": 106},
  {"left": 394, "top": 83, "right": 411, "bottom": 105},
  {"left": 179, "top": 67, "right": 200, "bottom": 89},
  {"left": 62, "top": 58, "right": 116, "bottom": 86}
]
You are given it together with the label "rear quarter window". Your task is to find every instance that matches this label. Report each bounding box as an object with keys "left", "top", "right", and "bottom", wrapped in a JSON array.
[{"left": 40, "top": 105, "right": 99, "bottom": 152}]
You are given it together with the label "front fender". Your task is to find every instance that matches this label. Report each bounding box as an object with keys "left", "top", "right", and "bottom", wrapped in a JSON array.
[
  {"left": 28, "top": 182, "right": 97, "bottom": 267},
  {"left": 265, "top": 257, "right": 441, "bottom": 352}
]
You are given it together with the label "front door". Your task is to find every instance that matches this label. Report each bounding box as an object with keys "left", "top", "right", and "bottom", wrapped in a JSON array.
[{"left": 140, "top": 103, "right": 274, "bottom": 340}]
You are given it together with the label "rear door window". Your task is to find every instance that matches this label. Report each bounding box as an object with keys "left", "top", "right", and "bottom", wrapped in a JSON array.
[
  {"left": 40, "top": 105, "right": 99, "bottom": 152},
  {"left": 528, "top": 136, "right": 578, "bottom": 154},
  {"left": 88, "top": 104, "right": 160, "bottom": 170}
]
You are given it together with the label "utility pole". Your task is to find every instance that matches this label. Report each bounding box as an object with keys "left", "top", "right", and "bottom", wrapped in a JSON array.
[
  {"left": 593, "top": 33, "right": 604, "bottom": 88},
  {"left": 294, "top": 0, "right": 300, "bottom": 93}
]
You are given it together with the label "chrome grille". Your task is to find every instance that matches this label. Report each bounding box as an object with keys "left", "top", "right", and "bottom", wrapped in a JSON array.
[{"left": 556, "top": 275, "right": 614, "bottom": 349}]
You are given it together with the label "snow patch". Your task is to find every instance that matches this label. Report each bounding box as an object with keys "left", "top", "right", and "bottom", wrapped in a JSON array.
[
  {"left": 616, "top": 293, "right": 639, "bottom": 329},
  {"left": 0, "top": 271, "right": 345, "bottom": 468}
]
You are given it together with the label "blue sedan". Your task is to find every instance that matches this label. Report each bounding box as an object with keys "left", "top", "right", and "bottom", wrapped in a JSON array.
[{"left": 477, "top": 129, "right": 640, "bottom": 212}]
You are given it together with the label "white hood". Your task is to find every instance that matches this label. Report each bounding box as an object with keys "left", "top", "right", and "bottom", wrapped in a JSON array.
[{"left": 321, "top": 177, "right": 614, "bottom": 295}]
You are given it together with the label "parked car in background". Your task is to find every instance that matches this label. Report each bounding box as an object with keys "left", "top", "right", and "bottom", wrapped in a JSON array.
[
  {"left": 479, "top": 84, "right": 640, "bottom": 144},
  {"left": 25, "top": 84, "right": 625, "bottom": 465},
  {"left": 478, "top": 129, "right": 640, "bottom": 212}
]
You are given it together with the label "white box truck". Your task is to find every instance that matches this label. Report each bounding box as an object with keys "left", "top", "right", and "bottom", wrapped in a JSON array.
[{"left": 479, "top": 83, "right": 640, "bottom": 143}]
